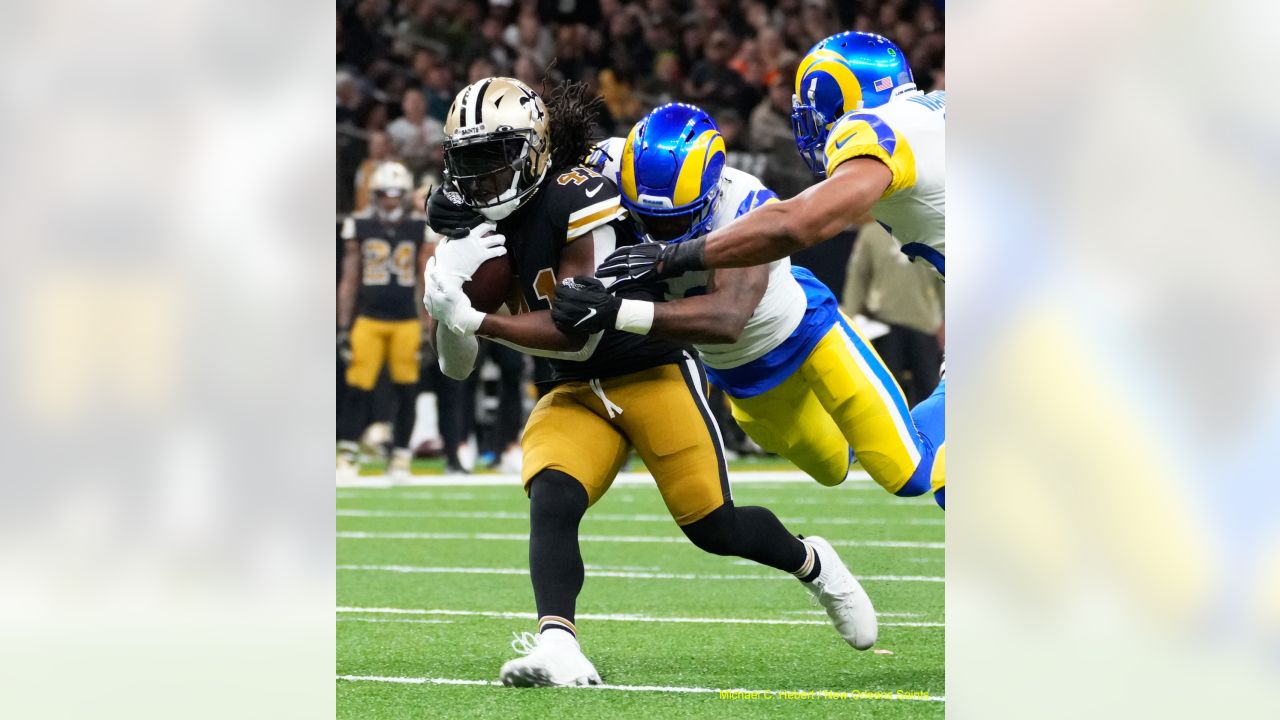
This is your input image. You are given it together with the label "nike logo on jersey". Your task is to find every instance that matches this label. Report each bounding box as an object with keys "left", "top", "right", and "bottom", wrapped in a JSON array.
[
  {"left": 574, "top": 307, "right": 598, "bottom": 326},
  {"left": 585, "top": 184, "right": 603, "bottom": 198}
]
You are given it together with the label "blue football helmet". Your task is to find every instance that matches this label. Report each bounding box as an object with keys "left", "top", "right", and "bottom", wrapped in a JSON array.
[
  {"left": 792, "top": 31, "right": 914, "bottom": 176},
  {"left": 618, "top": 103, "right": 726, "bottom": 244}
]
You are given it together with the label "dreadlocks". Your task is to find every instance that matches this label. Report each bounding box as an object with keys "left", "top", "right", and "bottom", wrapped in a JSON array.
[{"left": 545, "top": 80, "right": 607, "bottom": 172}]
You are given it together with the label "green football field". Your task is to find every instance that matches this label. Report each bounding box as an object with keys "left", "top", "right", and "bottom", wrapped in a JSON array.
[{"left": 337, "top": 467, "right": 945, "bottom": 718}]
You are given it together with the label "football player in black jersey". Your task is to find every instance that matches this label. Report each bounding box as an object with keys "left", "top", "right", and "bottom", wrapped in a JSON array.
[
  {"left": 422, "top": 78, "right": 878, "bottom": 687},
  {"left": 337, "top": 161, "right": 431, "bottom": 479}
]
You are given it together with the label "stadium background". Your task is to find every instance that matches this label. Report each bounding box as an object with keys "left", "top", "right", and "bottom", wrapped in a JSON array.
[{"left": 336, "top": 0, "right": 944, "bottom": 470}]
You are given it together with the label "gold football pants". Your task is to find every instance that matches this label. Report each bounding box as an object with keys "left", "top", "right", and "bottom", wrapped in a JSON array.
[
  {"left": 521, "top": 354, "right": 729, "bottom": 526},
  {"left": 345, "top": 316, "right": 421, "bottom": 390}
]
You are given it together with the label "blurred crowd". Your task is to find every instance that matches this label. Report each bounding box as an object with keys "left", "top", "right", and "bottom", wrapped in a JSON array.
[
  {"left": 336, "top": 0, "right": 944, "bottom": 470},
  {"left": 338, "top": 0, "right": 944, "bottom": 211}
]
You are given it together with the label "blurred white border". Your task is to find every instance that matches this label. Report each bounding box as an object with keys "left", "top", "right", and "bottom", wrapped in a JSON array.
[
  {"left": 950, "top": 0, "right": 1280, "bottom": 716},
  {"left": 0, "top": 1, "right": 335, "bottom": 717}
]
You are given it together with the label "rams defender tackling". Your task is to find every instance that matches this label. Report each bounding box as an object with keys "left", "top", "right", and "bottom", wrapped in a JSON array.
[
  {"left": 590, "top": 31, "right": 947, "bottom": 508},
  {"left": 555, "top": 102, "right": 935, "bottom": 501}
]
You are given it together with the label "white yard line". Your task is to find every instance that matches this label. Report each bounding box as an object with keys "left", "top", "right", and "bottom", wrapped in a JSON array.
[
  {"left": 335, "top": 508, "right": 943, "bottom": 526},
  {"left": 336, "top": 530, "right": 943, "bottom": 550},
  {"left": 781, "top": 610, "right": 926, "bottom": 618},
  {"left": 338, "top": 617, "right": 453, "bottom": 625},
  {"left": 339, "top": 470, "right": 872, "bottom": 489},
  {"left": 336, "top": 606, "right": 944, "bottom": 628},
  {"left": 337, "top": 674, "right": 944, "bottom": 702},
  {"left": 337, "top": 564, "right": 944, "bottom": 583}
]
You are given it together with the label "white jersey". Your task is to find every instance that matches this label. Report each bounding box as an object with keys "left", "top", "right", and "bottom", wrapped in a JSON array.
[
  {"left": 590, "top": 139, "right": 805, "bottom": 369},
  {"left": 823, "top": 90, "right": 945, "bottom": 274}
]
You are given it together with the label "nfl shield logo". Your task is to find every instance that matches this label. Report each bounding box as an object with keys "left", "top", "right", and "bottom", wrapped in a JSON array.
[{"left": 874, "top": 77, "right": 893, "bottom": 92}]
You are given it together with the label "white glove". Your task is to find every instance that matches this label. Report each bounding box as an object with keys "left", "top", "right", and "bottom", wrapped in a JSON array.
[
  {"left": 432, "top": 222, "right": 506, "bottom": 281},
  {"left": 422, "top": 256, "right": 454, "bottom": 316},
  {"left": 425, "top": 269, "right": 485, "bottom": 335}
]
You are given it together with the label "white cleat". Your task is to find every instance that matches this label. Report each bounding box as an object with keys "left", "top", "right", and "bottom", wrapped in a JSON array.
[
  {"left": 498, "top": 446, "right": 523, "bottom": 475},
  {"left": 388, "top": 449, "right": 412, "bottom": 483},
  {"left": 499, "top": 630, "right": 602, "bottom": 687},
  {"left": 336, "top": 452, "right": 359, "bottom": 482},
  {"left": 801, "top": 536, "right": 878, "bottom": 650}
]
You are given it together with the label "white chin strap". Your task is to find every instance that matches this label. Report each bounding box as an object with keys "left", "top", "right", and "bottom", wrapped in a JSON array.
[
  {"left": 477, "top": 166, "right": 524, "bottom": 221},
  {"left": 479, "top": 196, "right": 521, "bottom": 221},
  {"left": 477, "top": 164, "right": 546, "bottom": 221}
]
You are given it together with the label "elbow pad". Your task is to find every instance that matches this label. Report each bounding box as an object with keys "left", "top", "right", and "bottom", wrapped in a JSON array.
[{"left": 436, "top": 324, "right": 478, "bottom": 379}]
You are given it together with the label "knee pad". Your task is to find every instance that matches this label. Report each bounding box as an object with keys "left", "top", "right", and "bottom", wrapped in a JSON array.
[
  {"left": 680, "top": 503, "right": 738, "bottom": 556},
  {"left": 814, "top": 448, "right": 853, "bottom": 487}
]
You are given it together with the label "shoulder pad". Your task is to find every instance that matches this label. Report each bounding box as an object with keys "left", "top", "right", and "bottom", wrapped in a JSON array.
[
  {"left": 905, "top": 91, "right": 946, "bottom": 112},
  {"left": 734, "top": 187, "right": 780, "bottom": 219},
  {"left": 824, "top": 111, "right": 917, "bottom": 198},
  {"left": 546, "top": 167, "right": 626, "bottom": 241},
  {"left": 584, "top": 138, "right": 625, "bottom": 180}
]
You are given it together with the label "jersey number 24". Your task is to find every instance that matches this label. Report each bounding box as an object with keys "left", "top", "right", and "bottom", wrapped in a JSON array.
[{"left": 362, "top": 239, "right": 416, "bottom": 287}]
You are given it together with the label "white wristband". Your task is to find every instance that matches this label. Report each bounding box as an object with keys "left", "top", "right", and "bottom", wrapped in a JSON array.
[{"left": 614, "top": 299, "right": 655, "bottom": 335}]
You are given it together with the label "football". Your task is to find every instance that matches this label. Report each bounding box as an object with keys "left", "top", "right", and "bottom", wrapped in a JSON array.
[{"left": 462, "top": 249, "right": 513, "bottom": 314}]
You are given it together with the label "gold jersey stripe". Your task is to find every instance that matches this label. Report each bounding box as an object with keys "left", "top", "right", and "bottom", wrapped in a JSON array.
[{"left": 566, "top": 204, "right": 625, "bottom": 238}]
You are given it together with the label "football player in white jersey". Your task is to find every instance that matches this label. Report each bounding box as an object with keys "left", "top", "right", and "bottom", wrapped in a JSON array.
[
  {"left": 590, "top": 33, "right": 946, "bottom": 508},
  {"left": 553, "top": 102, "right": 936, "bottom": 502}
]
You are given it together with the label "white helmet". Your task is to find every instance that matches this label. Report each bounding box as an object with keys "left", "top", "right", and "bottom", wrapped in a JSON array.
[
  {"left": 443, "top": 77, "right": 551, "bottom": 221},
  {"left": 370, "top": 161, "right": 414, "bottom": 197},
  {"left": 369, "top": 161, "right": 414, "bottom": 220}
]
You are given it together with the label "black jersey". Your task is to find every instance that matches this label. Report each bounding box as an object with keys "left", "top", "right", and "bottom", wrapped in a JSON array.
[
  {"left": 341, "top": 211, "right": 430, "bottom": 321},
  {"left": 498, "top": 165, "right": 689, "bottom": 384}
]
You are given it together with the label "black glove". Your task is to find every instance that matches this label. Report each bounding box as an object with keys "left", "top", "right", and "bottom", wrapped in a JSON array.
[
  {"left": 337, "top": 329, "right": 352, "bottom": 363},
  {"left": 426, "top": 184, "right": 484, "bottom": 239},
  {"left": 551, "top": 276, "right": 621, "bottom": 334},
  {"left": 595, "top": 238, "right": 706, "bottom": 286}
]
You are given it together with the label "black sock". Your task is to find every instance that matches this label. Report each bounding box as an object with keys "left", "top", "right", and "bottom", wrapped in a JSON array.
[
  {"left": 338, "top": 388, "right": 373, "bottom": 443},
  {"left": 527, "top": 470, "right": 588, "bottom": 629},
  {"left": 680, "top": 502, "right": 808, "bottom": 573},
  {"left": 392, "top": 383, "right": 418, "bottom": 451}
]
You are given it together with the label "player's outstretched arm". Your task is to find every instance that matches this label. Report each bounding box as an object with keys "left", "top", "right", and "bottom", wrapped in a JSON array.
[
  {"left": 698, "top": 158, "right": 892, "bottom": 268},
  {"left": 552, "top": 265, "right": 768, "bottom": 343},
  {"left": 596, "top": 159, "right": 892, "bottom": 283},
  {"left": 650, "top": 265, "right": 768, "bottom": 343}
]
